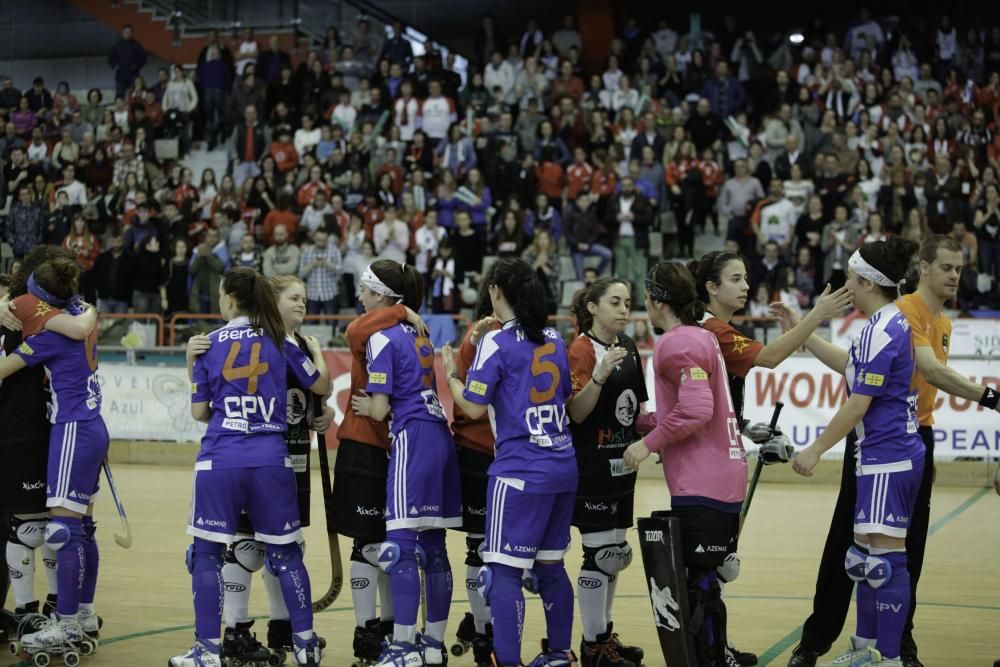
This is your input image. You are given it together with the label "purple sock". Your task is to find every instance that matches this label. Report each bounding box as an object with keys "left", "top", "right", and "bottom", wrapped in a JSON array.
[
  {"left": 51, "top": 517, "right": 84, "bottom": 617},
  {"left": 870, "top": 551, "right": 910, "bottom": 660},
  {"left": 855, "top": 580, "right": 877, "bottom": 640},
  {"left": 533, "top": 562, "right": 573, "bottom": 653},
  {"left": 266, "top": 543, "right": 314, "bottom": 634},
  {"left": 385, "top": 530, "right": 421, "bottom": 630},
  {"left": 417, "top": 529, "right": 452, "bottom": 625},
  {"left": 485, "top": 564, "right": 525, "bottom": 666},
  {"left": 80, "top": 517, "right": 99, "bottom": 605},
  {"left": 190, "top": 538, "right": 225, "bottom": 641}
]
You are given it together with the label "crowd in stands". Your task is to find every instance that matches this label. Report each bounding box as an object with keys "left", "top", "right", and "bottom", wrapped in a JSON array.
[{"left": 2, "top": 10, "right": 1000, "bottom": 331}]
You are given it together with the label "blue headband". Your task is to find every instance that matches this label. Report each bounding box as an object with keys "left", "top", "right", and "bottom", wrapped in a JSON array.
[{"left": 27, "top": 273, "right": 68, "bottom": 308}]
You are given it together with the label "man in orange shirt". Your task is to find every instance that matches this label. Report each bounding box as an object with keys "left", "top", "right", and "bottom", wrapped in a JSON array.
[
  {"left": 788, "top": 236, "right": 1000, "bottom": 667},
  {"left": 261, "top": 194, "right": 299, "bottom": 245},
  {"left": 565, "top": 147, "right": 593, "bottom": 201}
]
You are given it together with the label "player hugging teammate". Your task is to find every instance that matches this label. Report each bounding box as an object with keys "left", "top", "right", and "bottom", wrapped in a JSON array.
[
  {"left": 0, "top": 253, "right": 106, "bottom": 665},
  {"left": 567, "top": 277, "right": 647, "bottom": 667},
  {"left": 172, "top": 267, "right": 330, "bottom": 667}
]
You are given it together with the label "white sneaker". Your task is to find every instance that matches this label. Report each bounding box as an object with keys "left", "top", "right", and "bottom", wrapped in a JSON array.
[
  {"left": 21, "top": 616, "right": 83, "bottom": 651},
  {"left": 168, "top": 639, "right": 222, "bottom": 667}
]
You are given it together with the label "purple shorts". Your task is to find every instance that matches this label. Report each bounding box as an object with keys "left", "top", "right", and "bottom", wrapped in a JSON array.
[
  {"left": 385, "top": 420, "right": 462, "bottom": 531},
  {"left": 483, "top": 475, "right": 574, "bottom": 569},
  {"left": 47, "top": 419, "right": 109, "bottom": 514},
  {"left": 187, "top": 462, "right": 303, "bottom": 545},
  {"left": 855, "top": 457, "right": 925, "bottom": 539}
]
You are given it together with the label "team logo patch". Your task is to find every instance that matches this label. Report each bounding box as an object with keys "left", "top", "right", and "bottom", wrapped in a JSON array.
[
  {"left": 615, "top": 389, "right": 638, "bottom": 426},
  {"left": 302, "top": 358, "right": 317, "bottom": 375},
  {"left": 864, "top": 373, "right": 884, "bottom": 387},
  {"left": 689, "top": 367, "right": 708, "bottom": 381},
  {"left": 190, "top": 382, "right": 198, "bottom": 394},
  {"left": 369, "top": 372, "right": 387, "bottom": 384},
  {"left": 469, "top": 381, "right": 488, "bottom": 396},
  {"left": 17, "top": 342, "right": 33, "bottom": 355},
  {"left": 942, "top": 333, "right": 949, "bottom": 354}
]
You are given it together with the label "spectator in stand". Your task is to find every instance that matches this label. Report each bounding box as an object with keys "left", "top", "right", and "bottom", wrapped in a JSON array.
[
  {"left": 421, "top": 79, "right": 457, "bottom": 144},
  {"left": 132, "top": 234, "right": 166, "bottom": 313},
  {"left": 165, "top": 238, "right": 190, "bottom": 317},
  {"left": 820, "top": 203, "right": 858, "bottom": 289},
  {"left": 719, "top": 157, "right": 765, "bottom": 250},
  {"left": 257, "top": 35, "right": 291, "bottom": 85},
  {"left": 93, "top": 232, "right": 134, "bottom": 313},
  {"left": 373, "top": 207, "right": 410, "bottom": 264},
  {"left": 298, "top": 227, "right": 342, "bottom": 316},
  {"left": 189, "top": 226, "right": 226, "bottom": 312},
  {"left": 751, "top": 179, "right": 797, "bottom": 257},
  {"left": 2, "top": 186, "right": 44, "bottom": 259},
  {"left": 108, "top": 25, "right": 147, "bottom": 98},
  {"left": 162, "top": 65, "right": 199, "bottom": 159},
  {"left": 607, "top": 175, "right": 652, "bottom": 305},
  {"left": 749, "top": 240, "right": 787, "bottom": 294},
  {"left": 301, "top": 190, "right": 333, "bottom": 239},
  {"left": 233, "top": 233, "right": 263, "bottom": 272},
  {"left": 24, "top": 77, "right": 52, "bottom": 119},
  {"left": 436, "top": 123, "right": 476, "bottom": 180},
  {"left": 566, "top": 190, "right": 612, "bottom": 280},
  {"left": 262, "top": 222, "right": 302, "bottom": 278},
  {"left": 62, "top": 211, "right": 101, "bottom": 301},
  {"left": 229, "top": 103, "right": 270, "bottom": 188},
  {"left": 197, "top": 45, "right": 233, "bottom": 150},
  {"left": 0, "top": 76, "right": 20, "bottom": 116}
]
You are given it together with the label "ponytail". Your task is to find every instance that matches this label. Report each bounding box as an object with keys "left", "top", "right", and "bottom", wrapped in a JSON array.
[
  {"left": 370, "top": 259, "right": 424, "bottom": 311},
  {"left": 31, "top": 257, "right": 81, "bottom": 302},
  {"left": 491, "top": 257, "right": 547, "bottom": 344},
  {"left": 647, "top": 261, "right": 705, "bottom": 326},
  {"left": 687, "top": 251, "right": 742, "bottom": 304},
  {"left": 222, "top": 267, "right": 287, "bottom": 352}
]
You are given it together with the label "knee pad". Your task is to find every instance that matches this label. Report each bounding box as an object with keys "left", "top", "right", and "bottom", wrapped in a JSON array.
[
  {"left": 479, "top": 563, "right": 521, "bottom": 606},
  {"left": 225, "top": 537, "right": 266, "bottom": 573},
  {"left": 477, "top": 565, "right": 493, "bottom": 601},
  {"left": 465, "top": 535, "right": 485, "bottom": 568},
  {"left": 422, "top": 546, "right": 449, "bottom": 574},
  {"left": 9, "top": 515, "right": 47, "bottom": 549},
  {"left": 44, "top": 521, "right": 82, "bottom": 552},
  {"left": 581, "top": 542, "right": 631, "bottom": 577},
  {"left": 186, "top": 540, "right": 226, "bottom": 574},
  {"left": 82, "top": 517, "right": 97, "bottom": 543},
  {"left": 845, "top": 545, "right": 868, "bottom": 583},
  {"left": 265, "top": 542, "right": 306, "bottom": 577},
  {"left": 376, "top": 541, "right": 402, "bottom": 574},
  {"left": 351, "top": 540, "right": 382, "bottom": 568},
  {"left": 717, "top": 552, "right": 740, "bottom": 583},
  {"left": 864, "top": 554, "right": 893, "bottom": 589}
]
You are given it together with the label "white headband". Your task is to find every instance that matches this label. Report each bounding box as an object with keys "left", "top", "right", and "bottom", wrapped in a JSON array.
[
  {"left": 361, "top": 265, "right": 404, "bottom": 302},
  {"left": 848, "top": 249, "right": 896, "bottom": 287}
]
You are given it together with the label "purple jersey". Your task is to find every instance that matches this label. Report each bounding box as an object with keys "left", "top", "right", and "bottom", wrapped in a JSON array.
[
  {"left": 15, "top": 330, "right": 101, "bottom": 423},
  {"left": 845, "top": 303, "right": 922, "bottom": 469},
  {"left": 365, "top": 322, "right": 447, "bottom": 431},
  {"left": 192, "top": 317, "right": 320, "bottom": 469},
  {"left": 464, "top": 322, "right": 577, "bottom": 493}
]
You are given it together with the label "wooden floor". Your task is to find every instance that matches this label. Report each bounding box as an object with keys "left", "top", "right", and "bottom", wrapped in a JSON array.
[{"left": 7, "top": 465, "right": 998, "bottom": 667}]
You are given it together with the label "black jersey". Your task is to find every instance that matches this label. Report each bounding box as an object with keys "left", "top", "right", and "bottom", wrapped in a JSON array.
[
  {"left": 0, "top": 327, "right": 51, "bottom": 443},
  {"left": 285, "top": 333, "right": 320, "bottom": 507},
  {"left": 568, "top": 332, "right": 647, "bottom": 497}
]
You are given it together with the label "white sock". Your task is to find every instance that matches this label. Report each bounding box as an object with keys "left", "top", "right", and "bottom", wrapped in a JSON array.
[
  {"left": 466, "top": 566, "right": 490, "bottom": 633},
  {"left": 222, "top": 562, "right": 252, "bottom": 628},
  {"left": 350, "top": 560, "right": 379, "bottom": 626},
  {"left": 6, "top": 542, "right": 36, "bottom": 608},
  {"left": 577, "top": 569, "right": 609, "bottom": 642},
  {"left": 378, "top": 570, "right": 394, "bottom": 621},
  {"left": 40, "top": 544, "right": 58, "bottom": 598},
  {"left": 393, "top": 622, "right": 416, "bottom": 645},
  {"left": 261, "top": 569, "right": 289, "bottom": 621},
  {"left": 425, "top": 620, "right": 447, "bottom": 643}
]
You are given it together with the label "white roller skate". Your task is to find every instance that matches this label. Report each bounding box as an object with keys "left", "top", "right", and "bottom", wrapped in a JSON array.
[
  {"left": 169, "top": 638, "right": 223, "bottom": 667},
  {"left": 818, "top": 637, "right": 883, "bottom": 667},
  {"left": 7, "top": 602, "right": 48, "bottom": 656},
  {"left": 373, "top": 640, "right": 423, "bottom": 667},
  {"left": 77, "top": 609, "right": 101, "bottom": 651},
  {"left": 291, "top": 632, "right": 325, "bottom": 666},
  {"left": 19, "top": 615, "right": 93, "bottom": 667},
  {"left": 418, "top": 634, "right": 447, "bottom": 666}
]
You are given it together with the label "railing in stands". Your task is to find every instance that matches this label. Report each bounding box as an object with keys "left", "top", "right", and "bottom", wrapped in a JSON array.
[{"left": 166, "top": 311, "right": 472, "bottom": 346}]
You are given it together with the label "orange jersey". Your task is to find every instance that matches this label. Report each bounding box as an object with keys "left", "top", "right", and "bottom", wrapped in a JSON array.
[
  {"left": 701, "top": 316, "right": 763, "bottom": 378},
  {"left": 566, "top": 163, "right": 594, "bottom": 200},
  {"left": 13, "top": 294, "right": 64, "bottom": 338},
  {"left": 336, "top": 305, "right": 407, "bottom": 448},
  {"left": 896, "top": 292, "right": 951, "bottom": 426},
  {"left": 451, "top": 326, "right": 496, "bottom": 456}
]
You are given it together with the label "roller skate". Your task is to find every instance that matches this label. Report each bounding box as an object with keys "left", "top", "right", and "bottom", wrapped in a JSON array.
[
  {"left": 352, "top": 619, "right": 386, "bottom": 667},
  {"left": 42, "top": 595, "right": 58, "bottom": 619},
  {"left": 580, "top": 636, "right": 633, "bottom": 667},
  {"left": 470, "top": 624, "right": 493, "bottom": 667},
  {"left": 603, "top": 623, "right": 643, "bottom": 666},
  {"left": 8, "top": 602, "right": 49, "bottom": 657},
  {"left": 818, "top": 637, "right": 882, "bottom": 667},
  {"left": 372, "top": 639, "right": 422, "bottom": 667},
  {"left": 418, "top": 634, "right": 447, "bottom": 666},
  {"left": 267, "top": 619, "right": 292, "bottom": 665},
  {"left": 291, "top": 632, "right": 324, "bottom": 666},
  {"left": 169, "top": 638, "right": 223, "bottom": 667},
  {"left": 222, "top": 621, "right": 273, "bottom": 666},
  {"left": 726, "top": 641, "right": 757, "bottom": 667},
  {"left": 19, "top": 615, "right": 94, "bottom": 667},
  {"left": 77, "top": 608, "right": 102, "bottom": 648},
  {"left": 450, "top": 613, "right": 476, "bottom": 657},
  {"left": 527, "top": 639, "right": 577, "bottom": 667}
]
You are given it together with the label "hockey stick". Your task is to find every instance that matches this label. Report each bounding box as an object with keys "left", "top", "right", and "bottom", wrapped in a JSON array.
[
  {"left": 102, "top": 462, "right": 132, "bottom": 549},
  {"left": 738, "top": 401, "right": 783, "bottom": 533},
  {"left": 312, "top": 432, "right": 344, "bottom": 612}
]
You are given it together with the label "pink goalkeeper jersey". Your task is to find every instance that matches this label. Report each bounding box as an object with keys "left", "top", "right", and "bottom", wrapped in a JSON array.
[{"left": 637, "top": 324, "right": 748, "bottom": 509}]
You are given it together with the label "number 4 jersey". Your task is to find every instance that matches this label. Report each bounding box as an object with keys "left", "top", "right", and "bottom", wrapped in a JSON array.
[
  {"left": 464, "top": 322, "right": 577, "bottom": 493},
  {"left": 192, "top": 316, "right": 320, "bottom": 469}
]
